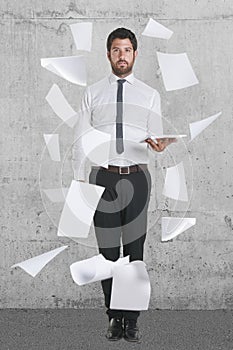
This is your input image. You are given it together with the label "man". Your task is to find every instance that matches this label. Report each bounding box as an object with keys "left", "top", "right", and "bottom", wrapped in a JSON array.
[{"left": 72, "top": 27, "right": 175, "bottom": 342}]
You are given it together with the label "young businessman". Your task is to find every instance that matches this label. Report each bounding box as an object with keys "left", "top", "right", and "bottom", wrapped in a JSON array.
[{"left": 72, "top": 27, "right": 175, "bottom": 342}]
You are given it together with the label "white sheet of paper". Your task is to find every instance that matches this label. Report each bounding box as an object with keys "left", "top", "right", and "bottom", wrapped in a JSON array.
[
  {"left": 162, "top": 161, "right": 188, "bottom": 201},
  {"left": 162, "top": 217, "right": 196, "bottom": 241},
  {"left": 43, "top": 134, "right": 61, "bottom": 161},
  {"left": 41, "top": 56, "right": 87, "bottom": 86},
  {"left": 110, "top": 261, "right": 151, "bottom": 311},
  {"left": 57, "top": 180, "right": 105, "bottom": 238},
  {"left": 42, "top": 188, "right": 69, "bottom": 203},
  {"left": 142, "top": 18, "right": 173, "bottom": 39},
  {"left": 45, "top": 84, "right": 78, "bottom": 128},
  {"left": 189, "top": 112, "right": 222, "bottom": 141},
  {"left": 70, "top": 254, "right": 130, "bottom": 286},
  {"left": 70, "top": 22, "right": 93, "bottom": 52},
  {"left": 82, "top": 127, "right": 111, "bottom": 168},
  {"left": 11, "top": 246, "right": 68, "bottom": 277},
  {"left": 157, "top": 52, "right": 199, "bottom": 91}
]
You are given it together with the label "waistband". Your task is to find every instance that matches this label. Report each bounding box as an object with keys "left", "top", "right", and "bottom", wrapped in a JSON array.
[{"left": 92, "top": 164, "right": 148, "bottom": 175}]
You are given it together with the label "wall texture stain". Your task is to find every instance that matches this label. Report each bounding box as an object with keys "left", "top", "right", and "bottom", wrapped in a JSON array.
[{"left": 224, "top": 215, "right": 233, "bottom": 230}]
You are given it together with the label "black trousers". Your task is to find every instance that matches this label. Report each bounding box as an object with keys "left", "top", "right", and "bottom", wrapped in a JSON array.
[{"left": 89, "top": 166, "right": 151, "bottom": 321}]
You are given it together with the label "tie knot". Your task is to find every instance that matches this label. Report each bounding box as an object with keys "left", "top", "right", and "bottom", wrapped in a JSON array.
[{"left": 117, "top": 79, "right": 126, "bottom": 85}]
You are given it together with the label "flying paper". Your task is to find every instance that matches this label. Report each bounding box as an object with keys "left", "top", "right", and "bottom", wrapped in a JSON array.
[
  {"left": 70, "top": 22, "right": 93, "bottom": 52},
  {"left": 42, "top": 188, "right": 69, "bottom": 203},
  {"left": 43, "top": 134, "right": 61, "bottom": 161},
  {"left": 82, "top": 127, "right": 111, "bottom": 168},
  {"left": 70, "top": 254, "right": 129, "bottom": 286},
  {"left": 189, "top": 112, "right": 222, "bottom": 141},
  {"left": 57, "top": 180, "right": 105, "bottom": 238},
  {"left": 142, "top": 18, "right": 173, "bottom": 40},
  {"left": 161, "top": 217, "right": 196, "bottom": 241},
  {"left": 46, "top": 84, "right": 78, "bottom": 128},
  {"left": 157, "top": 52, "right": 199, "bottom": 91},
  {"left": 162, "top": 161, "right": 188, "bottom": 201},
  {"left": 110, "top": 261, "right": 151, "bottom": 311},
  {"left": 41, "top": 56, "right": 87, "bottom": 86},
  {"left": 11, "top": 246, "right": 68, "bottom": 277}
]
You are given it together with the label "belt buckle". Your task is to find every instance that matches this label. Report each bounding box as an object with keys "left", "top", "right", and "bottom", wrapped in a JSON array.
[{"left": 119, "top": 166, "right": 130, "bottom": 175}]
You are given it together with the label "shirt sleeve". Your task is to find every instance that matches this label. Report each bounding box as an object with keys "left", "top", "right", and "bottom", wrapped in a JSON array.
[
  {"left": 150, "top": 89, "right": 161, "bottom": 116},
  {"left": 71, "top": 87, "right": 92, "bottom": 181},
  {"left": 147, "top": 89, "right": 163, "bottom": 135}
]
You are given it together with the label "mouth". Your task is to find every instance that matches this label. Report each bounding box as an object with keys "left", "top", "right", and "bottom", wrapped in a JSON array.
[{"left": 118, "top": 61, "right": 127, "bottom": 66}]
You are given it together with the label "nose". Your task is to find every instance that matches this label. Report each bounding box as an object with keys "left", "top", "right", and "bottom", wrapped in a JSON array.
[{"left": 119, "top": 50, "right": 125, "bottom": 60}]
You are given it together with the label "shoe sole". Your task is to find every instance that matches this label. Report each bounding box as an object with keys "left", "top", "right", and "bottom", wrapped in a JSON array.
[
  {"left": 124, "top": 336, "right": 142, "bottom": 343},
  {"left": 105, "top": 336, "right": 123, "bottom": 341}
]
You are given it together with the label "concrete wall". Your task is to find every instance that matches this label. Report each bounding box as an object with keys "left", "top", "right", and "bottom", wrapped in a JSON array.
[{"left": 1, "top": 0, "right": 233, "bottom": 309}]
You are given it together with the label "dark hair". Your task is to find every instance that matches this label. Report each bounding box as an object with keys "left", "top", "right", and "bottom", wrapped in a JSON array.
[{"left": 107, "top": 27, "right": 137, "bottom": 52}]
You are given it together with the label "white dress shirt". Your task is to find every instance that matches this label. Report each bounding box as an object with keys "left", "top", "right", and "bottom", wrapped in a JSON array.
[{"left": 72, "top": 72, "right": 163, "bottom": 181}]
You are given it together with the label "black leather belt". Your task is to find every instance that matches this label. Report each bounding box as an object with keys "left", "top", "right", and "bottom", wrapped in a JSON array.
[{"left": 96, "top": 164, "right": 148, "bottom": 175}]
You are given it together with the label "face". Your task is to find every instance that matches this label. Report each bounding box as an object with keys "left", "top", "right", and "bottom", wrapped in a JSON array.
[{"left": 107, "top": 38, "right": 138, "bottom": 77}]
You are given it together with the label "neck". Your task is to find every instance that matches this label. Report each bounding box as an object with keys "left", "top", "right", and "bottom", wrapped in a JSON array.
[{"left": 113, "top": 71, "right": 132, "bottom": 79}]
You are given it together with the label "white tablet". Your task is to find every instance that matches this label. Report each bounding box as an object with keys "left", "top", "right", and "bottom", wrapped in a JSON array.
[{"left": 140, "top": 134, "right": 187, "bottom": 143}]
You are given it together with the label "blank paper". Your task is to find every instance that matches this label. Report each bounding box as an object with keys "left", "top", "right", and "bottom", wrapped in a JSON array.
[
  {"left": 162, "top": 217, "right": 196, "bottom": 241},
  {"left": 162, "top": 161, "right": 188, "bottom": 202},
  {"left": 46, "top": 84, "right": 78, "bottom": 128},
  {"left": 41, "top": 56, "right": 87, "bottom": 86},
  {"left": 70, "top": 22, "right": 93, "bottom": 52},
  {"left": 110, "top": 261, "right": 151, "bottom": 311},
  {"left": 11, "top": 246, "right": 68, "bottom": 277},
  {"left": 157, "top": 52, "right": 199, "bottom": 91},
  {"left": 82, "top": 127, "right": 111, "bottom": 168},
  {"left": 70, "top": 254, "right": 129, "bottom": 286},
  {"left": 142, "top": 18, "right": 173, "bottom": 40},
  {"left": 57, "top": 180, "right": 105, "bottom": 238},
  {"left": 43, "top": 134, "right": 61, "bottom": 161},
  {"left": 189, "top": 112, "right": 222, "bottom": 141}
]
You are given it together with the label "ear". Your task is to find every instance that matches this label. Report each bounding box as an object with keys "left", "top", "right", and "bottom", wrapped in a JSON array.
[
  {"left": 107, "top": 51, "right": 111, "bottom": 61},
  {"left": 134, "top": 50, "right": 138, "bottom": 58}
]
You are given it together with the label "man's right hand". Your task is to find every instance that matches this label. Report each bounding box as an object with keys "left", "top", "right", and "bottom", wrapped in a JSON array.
[{"left": 145, "top": 137, "right": 177, "bottom": 152}]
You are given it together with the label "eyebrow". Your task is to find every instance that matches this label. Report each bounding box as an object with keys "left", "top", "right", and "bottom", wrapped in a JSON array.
[{"left": 111, "top": 46, "right": 133, "bottom": 50}]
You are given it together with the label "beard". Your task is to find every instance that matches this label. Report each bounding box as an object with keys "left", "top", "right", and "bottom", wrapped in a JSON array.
[{"left": 110, "top": 58, "right": 135, "bottom": 77}]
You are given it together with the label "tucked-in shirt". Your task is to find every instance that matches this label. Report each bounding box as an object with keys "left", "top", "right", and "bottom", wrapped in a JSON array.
[{"left": 72, "top": 72, "right": 163, "bottom": 181}]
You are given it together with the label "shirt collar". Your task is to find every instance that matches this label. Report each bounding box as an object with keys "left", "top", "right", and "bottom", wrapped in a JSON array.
[{"left": 109, "top": 72, "right": 135, "bottom": 85}]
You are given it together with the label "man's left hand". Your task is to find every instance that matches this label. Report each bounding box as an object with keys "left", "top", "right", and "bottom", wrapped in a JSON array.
[{"left": 145, "top": 137, "right": 177, "bottom": 152}]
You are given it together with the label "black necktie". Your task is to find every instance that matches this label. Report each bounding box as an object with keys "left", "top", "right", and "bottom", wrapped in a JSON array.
[{"left": 116, "top": 79, "right": 126, "bottom": 154}]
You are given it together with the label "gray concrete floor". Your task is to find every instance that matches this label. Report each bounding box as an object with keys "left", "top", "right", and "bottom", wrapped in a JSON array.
[{"left": 0, "top": 309, "right": 233, "bottom": 350}]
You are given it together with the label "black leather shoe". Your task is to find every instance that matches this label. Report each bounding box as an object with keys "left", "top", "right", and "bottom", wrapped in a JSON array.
[
  {"left": 105, "top": 318, "right": 123, "bottom": 341},
  {"left": 123, "top": 319, "right": 141, "bottom": 342}
]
